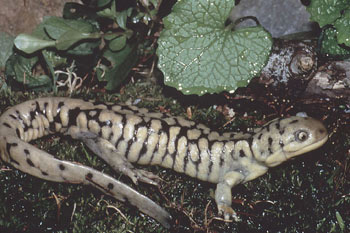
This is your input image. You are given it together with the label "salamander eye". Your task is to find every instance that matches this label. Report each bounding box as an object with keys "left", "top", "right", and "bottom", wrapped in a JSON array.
[{"left": 295, "top": 130, "right": 309, "bottom": 142}]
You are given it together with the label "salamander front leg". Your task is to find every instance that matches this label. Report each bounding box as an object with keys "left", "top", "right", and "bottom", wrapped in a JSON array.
[
  {"left": 81, "top": 136, "right": 160, "bottom": 185},
  {"left": 215, "top": 171, "right": 244, "bottom": 221}
]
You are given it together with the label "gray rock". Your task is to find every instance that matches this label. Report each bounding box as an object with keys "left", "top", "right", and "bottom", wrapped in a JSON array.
[{"left": 230, "top": 0, "right": 315, "bottom": 38}]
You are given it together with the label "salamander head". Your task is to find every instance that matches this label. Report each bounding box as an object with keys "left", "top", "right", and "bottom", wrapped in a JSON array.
[{"left": 252, "top": 116, "right": 328, "bottom": 167}]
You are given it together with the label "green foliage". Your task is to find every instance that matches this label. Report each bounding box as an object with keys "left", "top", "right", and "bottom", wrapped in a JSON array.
[
  {"left": 0, "top": 32, "right": 14, "bottom": 69},
  {"left": 99, "top": 43, "right": 138, "bottom": 90},
  {"left": 5, "top": 0, "right": 160, "bottom": 92},
  {"left": 320, "top": 28, "right": 350, "bottom": 56},
  {"left": 334, "top": 10, "right": 350, "bottom": 47},
  {"left": 3, "top": 0, "right": 275, "bottom": 95},
  {"left": 5, "top": 53, "right": 52, "bottom": 91},
  {"left": 157, "top": 0, "right": 272, "bottom": 96},
  {"left": 307, "top": 0, "right": 348, "bottom": 27},
  {"left": 307, "top": 0, "right": 350, "bottom": 56}
]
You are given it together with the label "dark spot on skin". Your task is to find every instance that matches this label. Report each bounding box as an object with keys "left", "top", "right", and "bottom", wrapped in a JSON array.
[
  {"left": 268, "top": 137, "right": 273, "bottom": 146},
  {"left": 29, "top": 111, "right": 36, "bottom": 121},
  {"left": 10, "top": 157, "right": 20, "bottom": 166},
  {"left": 29, "top": 101, "right": 41, "bottom": 121},
  {"left": 49, "top": 122, "right": 56, "bottom": 132},
  {"left": 35, "top": 101, "right": 41, "bottom": 111},
  {"left": 23, "top": 123, "right": 29, "bottom": 132},
  {"left": 98, "top": 130, "right": 102, "bottom": 137},
  {"left": 279, "top": 140, "right": 284, "bottom": 147},
  {"left": 114, "top": 115, "right": 127, "bottom": 148},
  {"left": 219, "top": 155, "right": 225, "bottom": 167},
  {"left": 279, "top": 128, "right": 285, "bottom": 135},
  {"left": 108, "top": 183, "right": 114, "bottom": 189},
  {"left": 42, "top": 171, "right": 48, "bottom": 176},
  {"left": 27, "top": 158, "right": 35, "bottom": 167},
  {"left": 108, "top": 131, "right": 114, "bottom": 141},
  {"left": 24, "top": 149, "right": 30, "bottom": 155},
  {"left": 6, "top": 142, "right": 17, "bottom": 155},
  {"left": 258, "top": 133, "right": 263, "bottom": 140},
  {"left": 136, "top": 144, "right": 148, "bottom": 162},
  {"left": 268, "top": 147, "right": 273, "bottom": 154},
  {"left": 86, "top": 172, "right": 93, "bottom": 179},
  {"left": 208, "top": 160, "right": 213, "bottom": 180},
  {"left": 58, "top": 101, "right": 65, "bottom": 109},
  {"left": 246, "top": 137, "right": 253, "bottom": 148},
  {"left": 239, "top": 149, "right": 246, "bottom": 158},
  {"left": 44, "top": 102, "right": 48, "bottom": 113},
  {"left": 10, "top": 114, "right": 17, "bottom": 120},
  {"left": 53, "top": 102, "right": 65, "bottom": 124},
  {"left": 319, "top": 129, "right": 325, "bottom": 134},
  {"left": 266, "top": 124, "right": 272, "bottom": 132},
  {"left": 265, "top": 125, "right": 270, "bottom": 132},
  {"left": 4, "top": 142, "right": 20, "bottom": 165},
  {"left": 68, "top": 107, "right": 81, "bottom": 127},
  {"left": 183, "top": 153, "right": 189, "bottom": 173},
  {"left": 16, "top": 129, "right": 20, "bottom": 138},
  {"left": 100, "top": 120, "right": 112, "bottom": 128},
  {"left": 275, "top": 122, "right": 280, "bottom": 130},
  {"left": 59, "top": 164, "right": 65, "bottom": 170},
  {"left": 3, "top": 123, "right": 11, "bottom": 128},
  {"left": 290, "top": 119, "right": 299, "bottom": 124}
]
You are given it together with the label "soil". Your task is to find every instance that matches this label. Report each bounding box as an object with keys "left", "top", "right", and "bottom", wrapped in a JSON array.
[{"left": 0, "top": 0, "right": 80, "bottom": 36}]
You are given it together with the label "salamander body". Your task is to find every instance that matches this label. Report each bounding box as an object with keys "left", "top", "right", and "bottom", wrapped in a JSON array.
[{"left": 0, "top": 97, "right": 328, "bottom": 226}]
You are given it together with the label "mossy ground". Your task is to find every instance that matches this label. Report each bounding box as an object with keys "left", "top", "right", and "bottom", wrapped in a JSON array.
[{"left": 0, "top": 79, "right": 349, "bottom": 232}]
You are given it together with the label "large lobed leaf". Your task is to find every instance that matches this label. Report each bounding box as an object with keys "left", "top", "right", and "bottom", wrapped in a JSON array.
[{"left": 157, "top": 0, "right": 272, "bottom": 95}]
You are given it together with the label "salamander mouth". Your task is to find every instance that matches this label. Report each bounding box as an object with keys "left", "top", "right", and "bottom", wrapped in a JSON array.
[
  {"left": 266, "top": 134, "right": 329, "bottom": 167},
  {"left": 285, "top": 134, "right": 328, "bottom": 159}
]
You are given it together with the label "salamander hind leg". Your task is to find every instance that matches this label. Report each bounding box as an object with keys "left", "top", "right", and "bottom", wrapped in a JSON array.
[
  {"left": 215, "top": 171, "right": 245, "bottom": 221},
  {"left": 80, "top": 135, "right": 160, "bottom": 186}
]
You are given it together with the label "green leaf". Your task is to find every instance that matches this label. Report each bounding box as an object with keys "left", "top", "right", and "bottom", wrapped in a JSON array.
[
  {"left": 5, "top": 53, "right": 52, "bottom": 91},
  {"left": 0, "top": 31, "right": 14, "bottom": 68},
  {"left": 55, "top": 30, "right": 100, "bottom": 50},
  {"left": 14, "top": 34, "right": 55, "bottom": 54},
  {"left": 97, "top": 0, "right": 112, "bottom": 8},
  {"left": 41, "top": 50, "right": 67, "bottom": 68},
  {"left": 96, "top": 1, "right": 132, "bottom": 30},
  {"left": 157, "top": 0, "right": 272, "bottom": 95},
  {"left": 104, "top": 32, "right": 119, "bottom": 40},
  {"left": 102, "top": 43, "right": 138, "bottom": 90},
  {"left": 307, "top": 0, "right": 349, "bottom": 27},
  {"left": 321, "top": 27, "right": 350, "bottom": 56},
  {"left": 109, "top": 35, "right": 127, "bottom": 51},
  {"left": 43, "top": 16, "right": 96, "bottom": 40},
  {"left": 31, "top": 17, "right": 53, "bottom": 40},
  {"left": 97, "top": 0, "right": 117, "bottom": 20},
  {"left": 115, "top": 9, "right": 132, "bottom": 29},
  {"left": 334, "top": 11, "right": 350, "bottom": 46},
  {"left": 335, "top": 211, "right": 345, "bottom": 232},
  {"left": 65, "top": 40, "right": 101, "bottom": 56}
]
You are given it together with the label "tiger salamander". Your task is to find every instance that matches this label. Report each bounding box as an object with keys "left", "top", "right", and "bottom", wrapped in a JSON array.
[{"left": 0, "top": 97, "right": 328, "bottom": 227}]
